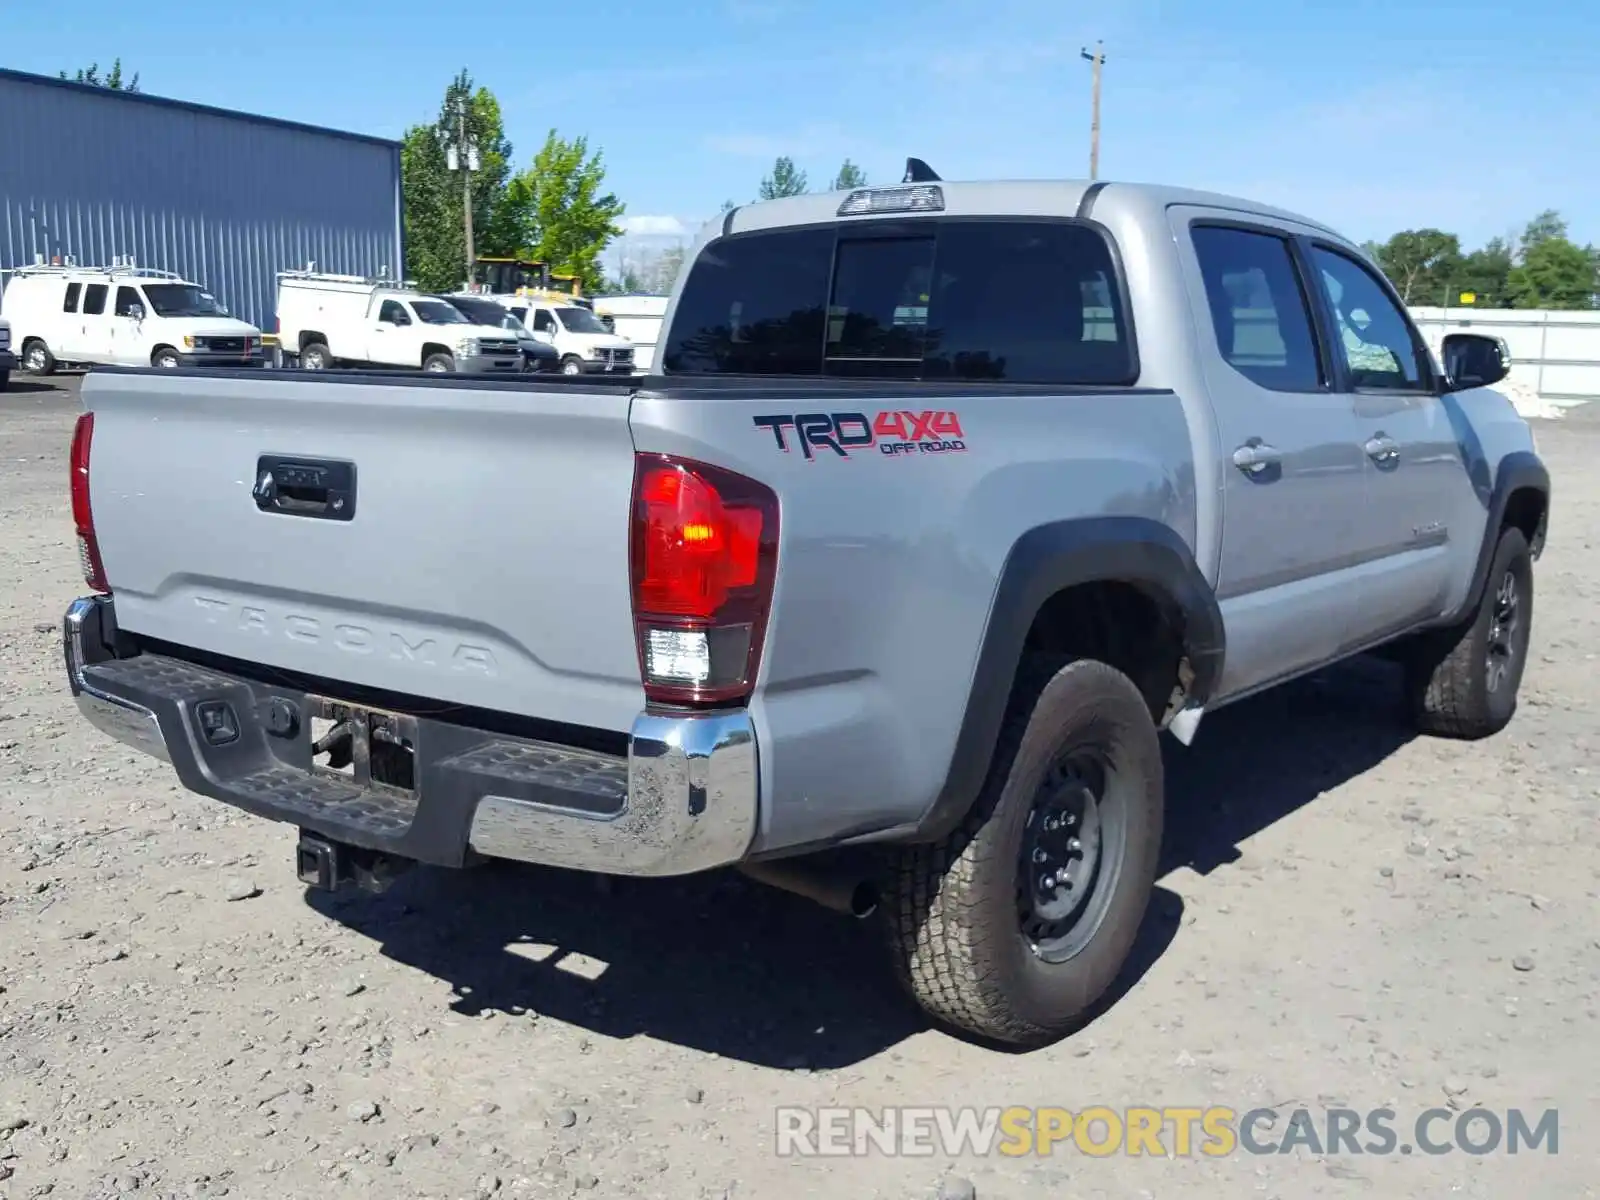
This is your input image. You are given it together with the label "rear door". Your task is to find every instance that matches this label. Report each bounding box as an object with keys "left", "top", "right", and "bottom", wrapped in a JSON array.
[
  {"left": 1174, "top": 211, "right": 1371, "bottom": 699},
  {"left": 53, "top": 281, "right": 84, "bottom": 358},
  {"left": 76, "top": 283, "right": 113, "bottom": 363}
]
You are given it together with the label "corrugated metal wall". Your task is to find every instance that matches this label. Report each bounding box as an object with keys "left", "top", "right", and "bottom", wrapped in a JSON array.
[
  {"left": 0, "top": 69, "right": 402, "bottom": 332},
  {"left": 1410, "top": 306, "right": 1600, "bottom": 409}
]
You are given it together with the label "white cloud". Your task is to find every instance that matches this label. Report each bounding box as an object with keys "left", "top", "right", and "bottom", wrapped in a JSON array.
[{"left": 618, "top": 214, "right": 692, "bottom": 238}]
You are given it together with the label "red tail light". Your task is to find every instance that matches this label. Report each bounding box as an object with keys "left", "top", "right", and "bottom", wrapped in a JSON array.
[
  {"left": 630, "top": 454, "right": 779, "bottom": 705},
  {"left": 70, "top": 412, "right": 110, "bottom": 594}
]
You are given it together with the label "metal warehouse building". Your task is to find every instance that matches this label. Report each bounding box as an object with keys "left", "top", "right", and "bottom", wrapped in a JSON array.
[{"left": 0, "top": 67, "right": 401, "bottom": 331}]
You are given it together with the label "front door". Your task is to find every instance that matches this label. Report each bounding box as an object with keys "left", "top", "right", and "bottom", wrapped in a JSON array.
[
  {"left": 1302, "top": 243, "right": 1483, "bottom": 643},
  {"left": 368, "top": 299, "right": 413, "bottom": 365},
  {"left": 1174, "top": 211, "right": 1371, "bottom": 702},
  {"left": 110, "top": 286, "right": 147, "bottom": 365}
]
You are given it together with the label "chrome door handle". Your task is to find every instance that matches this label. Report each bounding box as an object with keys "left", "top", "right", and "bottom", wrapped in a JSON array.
[
  {"left": 1232, "top": 442, "right": 1282, "bottom": 475},
  {"left": 1365, "top": 434, "right": 1400, "bottom": 464}
]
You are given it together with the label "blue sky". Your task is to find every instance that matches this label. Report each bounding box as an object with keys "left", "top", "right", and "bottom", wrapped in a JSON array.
[{"left": 7, "top": 0, "right": 1597, "bottom": 265}]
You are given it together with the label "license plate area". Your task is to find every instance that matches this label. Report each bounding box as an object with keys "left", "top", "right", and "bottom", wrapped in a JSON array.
[{"left": 306, "top": 695, "right": 418, "bottom": 797}]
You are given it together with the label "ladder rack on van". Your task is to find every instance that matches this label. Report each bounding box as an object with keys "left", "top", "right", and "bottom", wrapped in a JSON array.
[
  {"left": 277, "top": 263, "right": 416, "bottom": 291},
  {"left": 105, "top": 266, "right": 185, "bottom": 281},
  {"left": 2, "top": 255, "right": 185, "bottom": 281}
]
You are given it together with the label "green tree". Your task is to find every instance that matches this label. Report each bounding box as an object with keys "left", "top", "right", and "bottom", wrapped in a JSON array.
[
  {"left": 1374, "top": 229, "right": 1462, "bottom": 305},
  {"left": 1507, "top": 236, "right": 1597, "bottom": 309},
  {"left": 504, "top": 131, "right": 626, "bottom": 292},
  {"left": 758, "top": 156, "right": 808, "bottom": 200},
  {"left": 719, "top": 198, "right": 738, "bottom": 213},
  {"left": 606, "top": 263, "right": 644, "bottom": 293},
  {"left": 400, "top": 71, "right": 516, "bottom": 292},
  {"left": 1453, "top": 237, "right": 1514, "bottom": 308},
  {"left": 1517, "top": 209, "right": 1567, "bottom": 254},
  {"left": 61, "top": 59, "right": 139, "bottom": 91},
  {"left": 644, "top": 244, "right": 687, "bottom": 294},
  {"left": 830, "top": 159, "right": 867, "bottom": 191}
]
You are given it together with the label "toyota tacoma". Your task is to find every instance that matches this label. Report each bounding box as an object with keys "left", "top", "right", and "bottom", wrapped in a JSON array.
[{"left": 62, "top": 165, "right": 1549, "bottom": 1047}]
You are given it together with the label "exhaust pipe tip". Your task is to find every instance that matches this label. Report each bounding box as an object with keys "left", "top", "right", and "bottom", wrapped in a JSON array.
[
  {"left": 846, "top": 881, "right": 879, "bottom": 919},
  {"left": 738, "top": 860, "right": 880, "bottom": 920}
]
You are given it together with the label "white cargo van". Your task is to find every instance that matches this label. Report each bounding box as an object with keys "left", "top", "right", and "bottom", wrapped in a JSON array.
[
  {"left": 276, "top": 271, "right": 522, "bottom": 374},
  {"left": 592, "top": 294, "right": 667, "bottom": 372},
  {"left": 0, "top": 261, "right": 265, "bottom": 373}
]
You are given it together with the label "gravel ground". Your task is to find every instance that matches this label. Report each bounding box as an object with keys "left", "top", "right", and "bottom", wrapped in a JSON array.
[{"left": 2, "top": 375, "right": 1597, "bottom": 1199}]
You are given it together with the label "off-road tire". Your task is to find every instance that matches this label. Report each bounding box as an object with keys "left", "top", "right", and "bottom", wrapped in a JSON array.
[
  {"left": 1406, "top": 525, "right": 1533, "bottom": 739},
  {"left": 299, "top": 343, "right": 331, "bottom": 370},
  {"left": 23, "top": 339, "right": 57, "bottom": 376},
  {"left": 882, "top": 657, "right": 1164, "bottom": 1048}
]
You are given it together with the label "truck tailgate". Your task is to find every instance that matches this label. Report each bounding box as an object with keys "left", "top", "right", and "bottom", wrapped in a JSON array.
[{"left": 83, "top": 370, "right": 645, "bottom": 732}]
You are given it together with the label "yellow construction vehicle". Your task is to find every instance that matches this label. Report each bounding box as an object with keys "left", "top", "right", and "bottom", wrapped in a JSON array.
[{"left": 471, "top": 257, "right": 589, "bottom": 306}]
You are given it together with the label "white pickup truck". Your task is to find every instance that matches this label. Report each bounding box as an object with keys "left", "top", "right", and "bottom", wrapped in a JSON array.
[
  {"left": 505, "top": 299, "right": 636, "bottom": 375},
  {"left": 276, "top": 272, "right": 523, "bottom": 374}
]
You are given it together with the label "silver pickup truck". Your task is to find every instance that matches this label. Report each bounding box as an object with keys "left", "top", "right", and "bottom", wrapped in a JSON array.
[{"left": 63, "top": 166, "right": 1549, "bottom": 1048}]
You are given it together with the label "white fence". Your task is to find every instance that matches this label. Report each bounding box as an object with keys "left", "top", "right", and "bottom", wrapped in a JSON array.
[{"left": 1409, "top": 307, "right": 1600, "bottom": 411}]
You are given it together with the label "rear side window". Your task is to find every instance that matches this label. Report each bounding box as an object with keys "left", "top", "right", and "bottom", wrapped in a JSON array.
[
  {"left": 81, "top": 284, "right": 108, "bottom": 316},
  {"left": 1190, "top": 226, "right": 1322, "bottom": 392},
  {"left": 664, "top": 227, "right": 832, "bottom": 376},
  {"left": 661, "top": 221, "right": 1133, "bottom": 384},
  {"left": 924, "top": 223, "right": 1131, "bottom": 384},
  {"left": 63, "top": 282, "right": 81, "bottom": 312}
]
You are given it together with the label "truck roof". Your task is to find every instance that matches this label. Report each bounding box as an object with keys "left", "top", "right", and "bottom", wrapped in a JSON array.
[{"left": 714, "top": 178, "right": 1345, "bottom": 244}]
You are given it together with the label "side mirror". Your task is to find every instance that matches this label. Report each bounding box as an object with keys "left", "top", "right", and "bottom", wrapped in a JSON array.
[
  {"left": 1441, "top": 332, "right": 1510, "bottom": 392},
  {"left": 127, "top": 305, "right": 144, "bottom": 322}
]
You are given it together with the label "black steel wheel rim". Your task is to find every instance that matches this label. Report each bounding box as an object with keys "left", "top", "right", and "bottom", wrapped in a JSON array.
[
  {"left": 1016, "top": 747, "right": 1127, "bottom": 963},
  {"left": 1486, "top": 567, "right": 1521, "bottom": 694}
]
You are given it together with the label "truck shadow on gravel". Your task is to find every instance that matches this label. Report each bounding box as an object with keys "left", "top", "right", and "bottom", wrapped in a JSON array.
[{"left": 304, "top": 656, "right": 1413, "bottom": 1066}]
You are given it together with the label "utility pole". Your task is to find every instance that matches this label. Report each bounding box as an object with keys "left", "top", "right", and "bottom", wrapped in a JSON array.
[
  {"left": 1080, "top": 41, "right": 1105, "bottom": 181},
  {"left": 442, "top": 91, "right": 480, "bottom": 288}
]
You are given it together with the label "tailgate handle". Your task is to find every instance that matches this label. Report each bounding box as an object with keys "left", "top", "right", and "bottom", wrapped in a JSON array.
[{"left": 253, "top": 456, "right": 357, "bottom": 522}]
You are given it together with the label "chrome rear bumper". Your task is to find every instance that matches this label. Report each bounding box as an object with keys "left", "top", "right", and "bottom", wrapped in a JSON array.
[{"left": 63, "top": 594, "right": 758, "bottom": 876}]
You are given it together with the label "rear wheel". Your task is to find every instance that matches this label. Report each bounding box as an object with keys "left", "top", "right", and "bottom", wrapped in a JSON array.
[
  {"left": 151, "top": 347, "right": 180, "bottom": 369},
  {"left": 1405, "top": 525, "right": 1533, "bottom": 739},
  {"left": 423, "top": 353, "right": 454, "bottom": 373},
  {"left": 23, "top": 340, "right": 56, "bottom": 376},
  {"left": 882, "top": 657, "right": 1164, "bottom": 1048},
  {"left": 299, "top": 343, "right": 331, "bottom": 370}
]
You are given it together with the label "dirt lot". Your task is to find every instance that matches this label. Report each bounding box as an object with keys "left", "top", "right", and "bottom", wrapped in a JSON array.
[{"left": 2, "top": 374, "right": 1597, "bottom": 1200}]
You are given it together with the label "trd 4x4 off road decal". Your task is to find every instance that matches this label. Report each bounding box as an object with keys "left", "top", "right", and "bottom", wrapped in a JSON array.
[{"left": 752, "top": 410, "right": 967, "bottom": 461}]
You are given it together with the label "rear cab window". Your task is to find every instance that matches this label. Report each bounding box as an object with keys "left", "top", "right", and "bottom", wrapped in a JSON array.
[{"left": 662, "top": 220, "right": 1135, "bottom": 385}]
